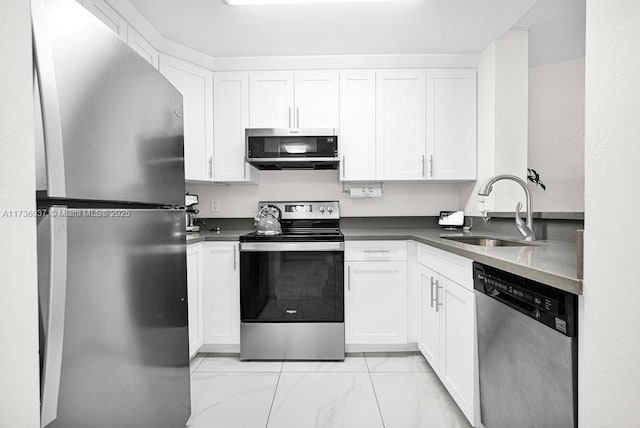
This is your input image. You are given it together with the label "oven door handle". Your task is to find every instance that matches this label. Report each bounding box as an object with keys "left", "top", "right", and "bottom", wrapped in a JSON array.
[{"left": 239, "top": 242, "right": 344, "bottom": 252}]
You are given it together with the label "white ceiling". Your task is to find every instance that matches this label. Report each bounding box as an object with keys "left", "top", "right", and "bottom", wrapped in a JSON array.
[
  {"left": 511, "top": 0, "right": 585, "bottom": 67},
  {"left": 129, "top": 0, "right": 539, "bottom": 58}
]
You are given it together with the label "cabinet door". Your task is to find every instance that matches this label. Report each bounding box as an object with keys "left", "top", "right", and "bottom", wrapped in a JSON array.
[
  {"left": 82, "top": 0, "right": 127, "bottom": 40},
  {"left": 345, "top": 261, "right": 407, "bottom": 344},
  {"left": 159, "top": 55, "right": 213, "bottom": 181},
  {"left": 213, "top": 72, "right": 258, "bottom": 182},
  {"left": 419, "top": 265, "right": 440, "bottom": 369},
  {"left": 202, "top": 243, "right": 240, "bottom": 345},
  {"left": 187, "top": 244, "right": 204, "bottom": 357},
  {"left": 127, "top": 28, "right": 158, "bottom": 69},
  {"left": 339, "top": 71, "right": 376, "bottom": 181},
  {"left": 439, "top": 277, "right": 475, "bottom": 421},
  {"left": 294, "top": 71, "right": 339, "bottom": 128},
  {"left": 249, "top": 72, "right": 294, "bottom": 128},
  {"left": 426, "top": 69, "right": 476, "bottom": 180},
  {"left": 376, "top": 70, "right": 426, "bottom": 180}
]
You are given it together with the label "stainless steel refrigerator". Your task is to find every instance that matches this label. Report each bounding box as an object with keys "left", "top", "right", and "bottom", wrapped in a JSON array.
[{"left": 32, "top": 0, "right": 191, "bottom": 426}]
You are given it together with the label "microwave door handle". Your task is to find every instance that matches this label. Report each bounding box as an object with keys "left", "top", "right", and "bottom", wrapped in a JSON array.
[{"left": 32, "top": 0, "right": 66, "bottom": 198}]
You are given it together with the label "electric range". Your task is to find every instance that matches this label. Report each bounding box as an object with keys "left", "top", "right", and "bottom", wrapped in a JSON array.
[{"left": 239, "top": 201, "right": 345, "bottom": 361}]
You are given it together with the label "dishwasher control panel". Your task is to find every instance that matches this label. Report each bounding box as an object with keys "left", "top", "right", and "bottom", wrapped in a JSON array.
[{"left": 473, "top": 263, "right": 577, "bottom": 337}]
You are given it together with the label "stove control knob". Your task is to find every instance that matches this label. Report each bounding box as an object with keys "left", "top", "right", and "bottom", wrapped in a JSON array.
[
  {"left": 327, "top": 205, "right": 334, "bottom": 213},
  {"left": 319, "top": 205, "right": 325, "bottom": 213}
]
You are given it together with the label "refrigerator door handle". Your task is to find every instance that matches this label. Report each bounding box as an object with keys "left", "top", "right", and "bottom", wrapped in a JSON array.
[
  {"left": 40, "top": 206, "right": 68, "bottom": 428},
  {"left": 32, "top": 0, "right": 66, "bottom": 198}
]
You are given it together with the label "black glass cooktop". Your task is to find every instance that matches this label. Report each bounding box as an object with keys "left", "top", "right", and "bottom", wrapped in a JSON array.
[{"left": 240, "top": 229, "right": 344, "bottom": 243}]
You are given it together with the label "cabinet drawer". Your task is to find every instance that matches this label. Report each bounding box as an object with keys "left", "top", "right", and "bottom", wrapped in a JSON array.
[
  {"left": 345, "top": 241, "right": 407, "bottom": 261},
  {"left": 416, "top": 243, "right": 473, "bottom": 290}
]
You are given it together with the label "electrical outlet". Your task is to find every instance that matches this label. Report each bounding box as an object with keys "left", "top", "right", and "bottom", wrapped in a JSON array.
[{"left": 210, "top": 199, "right": 220, "bottom": 213}]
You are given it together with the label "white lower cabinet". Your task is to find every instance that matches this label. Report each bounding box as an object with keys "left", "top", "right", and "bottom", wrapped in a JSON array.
[
  {"left": 417, "top": 244, "right": 478, "bottom": 426},
  {"left": 202, "top": 242, "right": 240, "bottom": 350},
  {"left": 186, "top": 243, "right": 204, "bottom": 357},
  {"left": 345, "top": 241, "right": 408, "bottom": 346}
]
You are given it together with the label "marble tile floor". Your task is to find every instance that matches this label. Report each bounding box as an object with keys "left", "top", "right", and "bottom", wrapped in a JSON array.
[{"left": 187, "top": 352, "right": 470, "bottom": 428}]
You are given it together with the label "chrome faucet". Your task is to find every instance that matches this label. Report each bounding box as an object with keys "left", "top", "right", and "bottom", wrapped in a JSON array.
[{"left": 477, "top": 174, "right": 536, "bottom": 241}]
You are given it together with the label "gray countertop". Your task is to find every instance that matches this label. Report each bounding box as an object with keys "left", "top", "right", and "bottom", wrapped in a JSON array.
[
  {"left": 186, "top": 227, "right": 582, "bottom": 295},
  {"left": 342, "top": 228, "right": 582, "bottom": 295},
  {"left": 186, "top": 229, "right": 252, "bottom": 244}
]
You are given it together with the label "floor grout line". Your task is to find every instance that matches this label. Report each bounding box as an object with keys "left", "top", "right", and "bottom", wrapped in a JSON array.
[
  {"left": 264, "top": 361, "right": 283, "bottom": 428},
  {"left": 364, "top": 354, "right": 387, "bottom": 428}
]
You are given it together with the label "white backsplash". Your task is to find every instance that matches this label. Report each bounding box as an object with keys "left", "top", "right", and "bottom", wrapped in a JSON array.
[{"left": 187, "top": 170, "right": 460, "bottom": 218}]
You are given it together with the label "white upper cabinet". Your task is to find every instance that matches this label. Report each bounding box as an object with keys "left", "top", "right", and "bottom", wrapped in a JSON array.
[
  {"left": 249, "top": 72, "right": 295, "bottom": 128},
  {"left": 82, "top": 0, "right": 127, "bottom": 40},
  {"left": 127, "top": 28, "right": 158, "bottom": 69},
  {"left": 339, "top": 71, "right": 376, "bottom": 181},
  {"left": 426, "top": 69, "right": 477, "bottom": 180},
  {"left": 294, "top": 71, "right": 339, "bottom": 128},
  {"left": 249, "top": 71, "right": 338, "bottom": 129},
  {"left": 376, "top": 70, "right": 427, "bottom": 180},
  {"left": 159, "top": 55, "right": 213, "bottom": 181},
  {"left": 213, "top": 72, "right": 259, "bottom": 183}
]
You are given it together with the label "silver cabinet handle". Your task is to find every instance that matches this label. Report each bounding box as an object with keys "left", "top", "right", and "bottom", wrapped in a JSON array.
[
  {"left": 233, "top": 245, "right": 237, "bottom": 271},
  {"left": 208, "top": 156, "right": 213, "bottom": 179},
  {"left": 288, "top": 107, "right": 292, "bottom": 128},
  {"left": 422, "top": 155, "right": 426, "bottom": 177},
  {"left": 33, "top": 0, "right": 66, "bottom": 197},
  {"left": 40, "top": 205, "right": 68, "bottom": 427},
  {"left": 243, "top": 161, "right": 247, "bottom": 179},
  {"left": 364, "top": 249, "right": 390, "bottom": 254},
  {"left": 296, "top": 107, "right": 300, "bottom": 128},
  {"left": 435, "top": 280, "right": 443, "bottom": 312},
  {"left": 430, "top": 276, "right": 436, "bottom": 308},
  {"left": 342, "top": 156, "right": 346, "bottom": 179},
  {"left": 347, "top": 265, "right": 351, "bottom": 291},
  {"left": 429, "top": 155, "right": 434, "bottom": 177}
]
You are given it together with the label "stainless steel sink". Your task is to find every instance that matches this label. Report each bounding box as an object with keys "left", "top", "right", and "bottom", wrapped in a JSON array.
[{"left": 443, "top": 236, "right": 535, "bottom": 247}]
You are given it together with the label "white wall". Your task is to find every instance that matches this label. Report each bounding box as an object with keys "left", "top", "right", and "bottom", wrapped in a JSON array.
[
  {"left": 0, "top": 1, "right": 40, "bottom": 427},
  {"left": 528, "top": 58, "right": 585, "bottom": 212},
  {"left": 581, "top": 1, "right": 640, "bottom": 426},
  {"left": 188, "top": 170, "right": 460, "bottom": 217},
  {"left": 460, "top": 31, "right": 529, "bottom": 215}
]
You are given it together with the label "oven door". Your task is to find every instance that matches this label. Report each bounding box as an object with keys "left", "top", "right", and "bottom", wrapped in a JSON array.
[{"left": 240, "top": 242, "right": 344, "bottom": 323}]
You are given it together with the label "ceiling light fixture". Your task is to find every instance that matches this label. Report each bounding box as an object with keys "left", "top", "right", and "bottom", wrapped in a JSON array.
[{"left": 223, "top": 0, "right": 413, "bottom": 5}]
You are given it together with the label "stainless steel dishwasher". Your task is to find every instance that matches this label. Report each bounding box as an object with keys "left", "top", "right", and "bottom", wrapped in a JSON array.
[{"left": 473, "top": 263, "right": 578, "bottom": 428}]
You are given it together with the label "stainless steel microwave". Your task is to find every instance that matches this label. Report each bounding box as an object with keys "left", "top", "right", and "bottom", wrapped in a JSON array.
[{"left": 245, "top": 128, "right": 339, "bottom": 170}]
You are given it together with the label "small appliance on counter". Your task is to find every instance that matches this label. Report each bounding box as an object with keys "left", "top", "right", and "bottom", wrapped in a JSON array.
[
  {"left": 185, "top": 192, "right": 200, "bottom": 232},
  {"left": 439, "top": 210, "right": 465, "bottom": 229}
]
